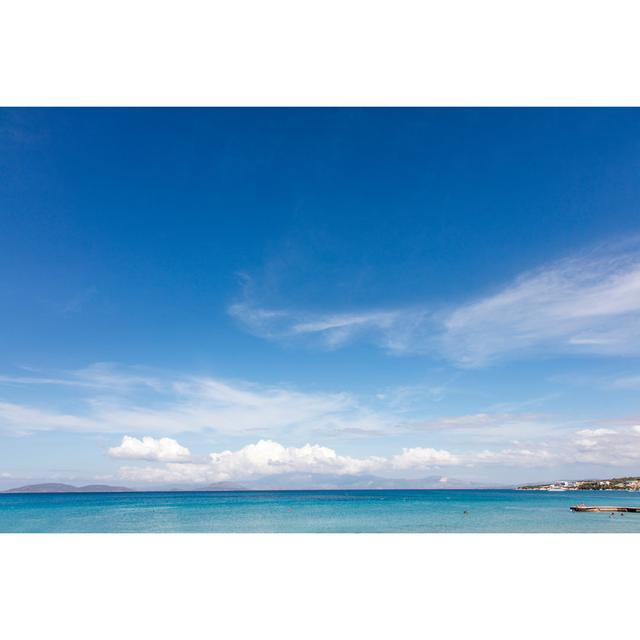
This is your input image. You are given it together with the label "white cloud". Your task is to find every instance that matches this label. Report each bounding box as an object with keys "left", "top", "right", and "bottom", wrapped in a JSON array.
[
  {"left": 472, "top": 447, "right": 556, "bottom": 466},
  {"left": 0, "top": 401, "right": 97, "bottom": 432},
  {"left": 230, "top": 242, "right": 640, "bottom": 366},
  {"left": 404, "top": 412, "right": 542, "bottom": 431},
  {"left": 0, "top": 365, "right": 389, "bottom": 437},
  {"left": 0, "top": 363, "right": 165, "bottom": 391},
  {"left": 108, "top": 436, "right": 191, "bottom": 462},
  {"left": 0, "top": 367, "right": 552, "bottom": 442},
  {"left": 0, "top": 366, "right": 601, "bottom": 466},
  {"left": 208, "top": 440, "right": 385, "bottom": 477},
  {"left": 471, "top": 424, "right": 640, "bottom": 468},
  {"left": 6, "top": 363, "right": 640, "bottom": 481},
  {"left": 118, "top": 438, "right": 457, "bottom": 483},
  {"left": 390, "top": 447, "right": 461, "bottom": 469},
  {"left": 116, "top": 424, "right": 640, "bottom": 484},
  {"left": 228, "top": 301, "right": 427, "bottom": 351},
  {"left": 441, "top": 245, "right": 640, "bottom": 365},
  {"left": 574, "top": 428, "right": 616, "bottom": 437},
  {"left": 290, "top": 311, "right": 408, "bottom": 349}
]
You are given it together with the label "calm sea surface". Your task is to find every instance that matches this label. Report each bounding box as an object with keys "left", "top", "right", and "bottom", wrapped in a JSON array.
[{"left": 2, "top": 489, "right": 640, "bottom": 533}]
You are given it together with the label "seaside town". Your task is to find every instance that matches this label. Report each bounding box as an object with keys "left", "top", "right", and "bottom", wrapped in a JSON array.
[{"left": 518, "top": 477, "right": 640, "bottom": 491}]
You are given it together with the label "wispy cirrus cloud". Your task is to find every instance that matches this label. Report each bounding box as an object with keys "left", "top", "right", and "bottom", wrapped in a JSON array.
[
  {"left": 1, "top": 364, "right": 559, "bottom": 440},
  {"left": 403, "top": 412, "right": 544, "bottom": 432},
  {"left": 441, "top": 242, "right": 640, "bottom": 365},
  {"left": 0, "top": 362, "right": 165, "bottom": 391},
  {"left": 229, "top": 240, "right": 640, "bottom": 366},
  {"left": 0, "top": 364, "right": 391, "bottom": 437},
  {"left": 0, "top": 401, "right": 97, "bottom": 432},
  {"left": 227, "top": 301, "right": 429, "bottom": 351}
]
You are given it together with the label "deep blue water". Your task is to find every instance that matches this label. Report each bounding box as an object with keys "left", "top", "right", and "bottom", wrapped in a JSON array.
[{"left": 1, "top": 489, "right": 640, "bottom": 532}]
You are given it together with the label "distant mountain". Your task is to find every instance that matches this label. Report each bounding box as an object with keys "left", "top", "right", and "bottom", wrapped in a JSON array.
[
  {"left": 2, "top": 477, "right": 504, "bottom": 493},
  {"left": 246, "top": 473, "right": 496, "bottom": 490},
  {"left": 3, "top": 483, "right": 134, "bottom": 493},
  {"left": 167, "top": 482, "right": 249, "bottom": 492}
]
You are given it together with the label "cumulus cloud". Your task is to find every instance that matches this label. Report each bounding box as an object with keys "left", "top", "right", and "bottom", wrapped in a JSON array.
[
  {"left": 390, "top": 447, "right": 461, "bottom": 469},
  {"left": 208, "top": 440, "right": 385, "bottom": 477},
  {"left": 230, "top": 241, "right": 640, "bottom": 366},
  {"left": 117, "top": 438, "right": 456, "bottom": 483},
  {"left": 108, "top": 436, "right": 191, "bottom": 462}
]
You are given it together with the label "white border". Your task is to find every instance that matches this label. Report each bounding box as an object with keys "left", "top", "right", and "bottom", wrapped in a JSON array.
[
  {"left": 0, "top": 534, "right": 633, "bottom": 639},
  {"left": 1, "top": 0, "right": 640, "bottom": 105}
]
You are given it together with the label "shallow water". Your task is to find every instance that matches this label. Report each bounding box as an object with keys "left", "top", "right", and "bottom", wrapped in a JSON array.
[{"left": 1, "top": 489, "right": 640, "bottom": 533}]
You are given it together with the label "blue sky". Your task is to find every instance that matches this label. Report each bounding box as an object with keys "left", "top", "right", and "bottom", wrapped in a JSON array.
[{"left": 2, "top": 107, "right": 640, "bottom": 487}]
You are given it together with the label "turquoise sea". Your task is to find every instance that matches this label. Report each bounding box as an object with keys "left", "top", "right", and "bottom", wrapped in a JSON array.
[{"left": 2, "top": 489, "right": 640, "bottom": 532}]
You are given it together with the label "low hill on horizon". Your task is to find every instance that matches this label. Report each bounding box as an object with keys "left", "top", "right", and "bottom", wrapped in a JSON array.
[{"left": 2, "top": 476, "right": 510, "bottom": 493}]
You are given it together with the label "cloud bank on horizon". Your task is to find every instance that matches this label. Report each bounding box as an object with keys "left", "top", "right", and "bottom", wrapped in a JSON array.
[
  {"left": 229, "top": 241, "right": 640, "bottom": 367},
  {"left": 110, "top": 427, "right": 640, "bottom": 484},
  {"left": 4, "top": 360, "right": 640, "bottom": 483}
]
